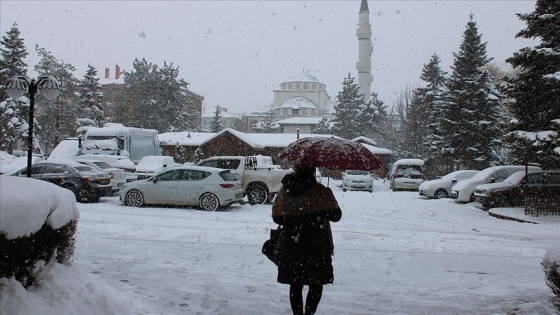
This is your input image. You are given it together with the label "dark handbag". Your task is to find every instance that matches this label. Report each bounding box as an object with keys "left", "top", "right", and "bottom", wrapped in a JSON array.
[{"left": 262, "top": 226, "right": 281, "bottom": 265}]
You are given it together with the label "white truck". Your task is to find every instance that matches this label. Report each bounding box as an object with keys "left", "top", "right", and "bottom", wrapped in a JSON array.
[
  {"left": 79, "top": 123, "right": 161, "bottom": 164},
  {"left": 197, "top": 155, "right": 290, "bottom": 204}
]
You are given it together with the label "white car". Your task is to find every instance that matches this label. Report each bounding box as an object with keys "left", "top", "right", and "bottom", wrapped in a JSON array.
[
  {"left": 119, "top": 165, "right": 244, "bottom": 211},
  {"left": 74, "top": 154, "right": 138, "bottom": 182},
  {"left": 135, "top": 156, "right": 179, "bottom": 180},
  {"left": 342, "top": 170, "right": 375, "bottom": 192},
  {"left": 450, "top": 165, "right": 542, "bottom": 203},
  {"left": 389, "top": 159, "right": 425, "bottom": 191},
  {"left": 419, "top": 170, "right": 479, "bottom": 199},
  {"left": 74, "top": 159, "right": 127, "bottom": 194}
]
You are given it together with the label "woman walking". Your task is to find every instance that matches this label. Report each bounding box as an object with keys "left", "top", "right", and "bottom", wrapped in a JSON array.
[{"left": 271, "top": 164, "right": 342, "bottom": 315}]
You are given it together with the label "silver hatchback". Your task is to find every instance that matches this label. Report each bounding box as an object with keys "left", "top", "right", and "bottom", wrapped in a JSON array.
[{"left": 119, "top": 165, "right": 243, "bottom": 211}]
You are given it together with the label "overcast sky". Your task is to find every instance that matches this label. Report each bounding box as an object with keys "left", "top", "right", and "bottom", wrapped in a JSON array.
[{"left": 1, "top": 1, "right": 537, "bottom": 115}]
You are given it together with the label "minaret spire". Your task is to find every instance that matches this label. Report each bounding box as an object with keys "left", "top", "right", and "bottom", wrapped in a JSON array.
[{"left": 356, "top": 0, "right": 373, "bottom": 101}]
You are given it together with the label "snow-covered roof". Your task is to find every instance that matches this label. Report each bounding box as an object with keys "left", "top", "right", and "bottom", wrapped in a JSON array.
[
  {"left": 159, "top": 132, "right": 216, "bottom": 146},
  {"left": 275, "top": 117, "right": 323, "bottom": 125},
  {"left": 159, "top": 128, "right": 393, "bottom": 155},
  {"left": 361, "top": 143, "right": 393, "bottom": 155},
  {"left": 279, "top": 97, "right": 318, "bottom": 109},
  {"left": 352, "top": 136, "right": 378, "bottom": 146},
  {"left": 393, "top": 159, "right": 424, "bottom": 166},
  {"left": 283, "top": 73, "right": 321, "bottom": 84}
]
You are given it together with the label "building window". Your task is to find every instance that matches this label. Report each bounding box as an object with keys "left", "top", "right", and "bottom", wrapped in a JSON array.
[
  {"left": 284, "top": 109, "right": 289, "bottom": 115},
  {"left": 304, "top": 83, "right": 309, "bottom": 90},
  {"left": 288, "top": 84, "right": 292, "bottom": 90},
  {"left": 302, "top": 109, "right": 307, "bottom": 115},
  {"left": 296, "top": 83, "right": 300, "bottom": 90},
  {"left": 312, "top": 84, "right": 316, "bottom": 90}
]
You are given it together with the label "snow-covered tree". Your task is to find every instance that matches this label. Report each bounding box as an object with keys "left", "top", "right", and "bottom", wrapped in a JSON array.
[
  {"left": 0, "top": 22, "right": 30, "bottom": 153},
  {"left": 210, "top": 105, "right": 223, "bottom": 132},
  {"left": 33, "top": 46, "right": 80, "bottom": 154},
  {"left": 314, "top": 117, "right": 332, "bottom": 134},
  {"left": 415, "top": 53, "right": 449, "bottom": 173},
  {"left": 505, "top": 0, "right": 560, "bottom": 169},
  {"left": 119, "top": 59, "right": 195, "bottom": 132},
  {"left": 76, "top": 64, "right": 105, "bottom": 128},
  {"left": 193, "top": 147, "right": 205, "bottom": 164},
  {"left": 442, "top": 15, "right": 503, "bottom": 170},
  {"left": 332, "top": 74, "right": 364, "bottom": 140},
  {"left": 357, "top": 91, "right": 388, "bottom": 146},
  {"left": 0, "top": 22, "right": 28, "bottom": 100},
  {"left": 174, "top": 142, "right": 187, "bottom": 164}
]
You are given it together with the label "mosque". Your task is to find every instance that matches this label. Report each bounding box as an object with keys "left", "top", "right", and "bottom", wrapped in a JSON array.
[{"left": 204, "top": 0, "right": 374, "bottom": 134}]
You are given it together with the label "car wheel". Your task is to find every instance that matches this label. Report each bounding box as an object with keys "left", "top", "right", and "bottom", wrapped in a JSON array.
[
  {"left": 434, "top": 189, "right": 449, "bottom": 199},
  {"left": 125, "top": 190, "right": 144, "bottom": 207},
  {"left": 469, "top": 193, "right": 476, "bottom": 203},
  {"left": 199, "top": 193, "right": 220, "bottom": 211},
  {"left": 247, "top": 183, "right": 268, "bottom": 204}
]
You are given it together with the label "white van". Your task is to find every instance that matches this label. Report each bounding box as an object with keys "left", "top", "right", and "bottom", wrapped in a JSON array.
[
  {"left": 389, "top": 159, "right": 425, "bottom": 191},
  {"left": 450, "top": 165, "right": 542, "bottom": 203},
  {"left": 135, "top": 156, "right": 178, "bottom": 180}
]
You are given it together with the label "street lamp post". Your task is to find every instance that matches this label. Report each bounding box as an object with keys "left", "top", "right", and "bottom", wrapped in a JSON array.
[{"left": 5, "top": 75, "right": 61, "bottom": 177}]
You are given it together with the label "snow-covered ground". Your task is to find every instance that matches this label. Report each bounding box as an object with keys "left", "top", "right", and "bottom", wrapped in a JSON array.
[{"left": 2, "top": 178, "right": 560, "bottom": 314}]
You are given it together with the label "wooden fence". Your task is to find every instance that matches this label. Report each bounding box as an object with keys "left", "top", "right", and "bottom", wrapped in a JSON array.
[{"left": 524, "top": 186, "right": 560, "bottom": 216}]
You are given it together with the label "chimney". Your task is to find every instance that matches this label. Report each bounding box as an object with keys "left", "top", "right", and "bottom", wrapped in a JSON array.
[
  {"left": 105, "top": 68, "right": 110, "bottom": 79},
  {"left": 115, "top": 65, "right": 120, "bottom": 80}
]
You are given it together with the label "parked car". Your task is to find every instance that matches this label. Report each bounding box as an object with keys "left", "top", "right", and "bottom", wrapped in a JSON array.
[
  {"left": 7, "top": 160, "right": 112, "bottom": 202},
  {"left": 74, "top": 159, "right": 127, "bottom": 194},
  {"left": 119, "top": 165, "right": 243, "bottom": 211},
  {"left": 450, "top": 165, "right": 542, "bottom": 203},
  {"left": 474, "top": 170, "right": 559, "bottom": 209},
  {"left": 74, "top": 154, "right": 138, "bottom": 182},
  {"left": 135, "top": 156, "right": 179, "bottom": 180},
  {"left": 419, "top": 170, "right": 480, "bottom": 199},
  {"left": 389, "top": 159, "right": 425, "bottom": 191},
  {"left": 342, "top": 170, "right": 375, "bottom": 192}
]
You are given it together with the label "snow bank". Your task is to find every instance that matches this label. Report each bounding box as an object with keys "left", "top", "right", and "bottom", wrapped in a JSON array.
[
  {"left": 0, "top": 176, "right": 79, "bottom": 239},
  {"left": 544, "top": 244, "right": 560, "bottom": 267},
  {"left": 0, "top": 262, "right": 133, "bottom": 315}
]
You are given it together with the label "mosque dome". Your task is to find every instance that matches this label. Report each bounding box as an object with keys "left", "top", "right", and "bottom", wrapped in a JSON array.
[
  {"left": 283, "top": 73, "right": 321, "bottom": 84},
  {"left": 279, "top": 97, "right": 318, "bottom": 109}
]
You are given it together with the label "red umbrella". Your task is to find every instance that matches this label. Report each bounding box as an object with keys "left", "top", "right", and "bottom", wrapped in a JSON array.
[{"left": 278, "top": 136, "right": 383, "bottom": 170}]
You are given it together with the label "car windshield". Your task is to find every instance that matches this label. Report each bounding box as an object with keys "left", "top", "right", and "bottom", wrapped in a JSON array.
[
  {"left": 218, "top": 170, "right": 237, "bottom": 181},
  {"left": 75, "top": 166, "right": 95, "bottom": 172},
  {"left": 92, "top": 161, "right": 113, "bottom": 169}
]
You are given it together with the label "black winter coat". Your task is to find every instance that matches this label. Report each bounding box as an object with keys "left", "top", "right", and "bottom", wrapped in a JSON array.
[{"left": 273, "top": 209, "right": 342, "bottom": 285}]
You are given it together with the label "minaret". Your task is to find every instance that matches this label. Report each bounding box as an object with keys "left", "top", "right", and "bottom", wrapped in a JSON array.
[{"left": 356, "top": 0, "right": 373, "bottom": 102}]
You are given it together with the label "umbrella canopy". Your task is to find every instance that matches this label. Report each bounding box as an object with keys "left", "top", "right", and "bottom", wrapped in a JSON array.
[{"left": 279, "top": 137, "right": 383, "bottom": 170}]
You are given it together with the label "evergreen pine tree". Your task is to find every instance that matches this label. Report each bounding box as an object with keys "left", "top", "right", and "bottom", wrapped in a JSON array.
[
  {"left": 262, "top": 110, "right": 280, "bottom": 133},
  {"left": 193, "top": 147, "right": 205, "bottom": 164},
  {"left": 505, "top": 0, "right": 560, "bottom": 169},
  {"left": 0, "top": 22, "right": 30, "bottom": 153},
  {"left": 332, "top": 74, "right": 364, "bottom": 140},
  {"left": 357, "top": 91, "right": 388, "bottom": 146},
  {"left": 77, "top": 64, "right": 105, "bottom": 128},
  {"left": 174, "top": 142, "right": 187, "bottom": 164},
  {"left": 415, "top": 53, "right": 449, "bottom": 173},
  {"left": 442, "top": 15, "right": 503, "bottom": 170},
  {"left": 34, "top": 45, "right": 80, "bottom": 155},
  {"left": 210, "top": 105, "right": 223, "bottom": 132},
  {"left": 121, "top": 59, "right": 195, "bottom": 132},
  {"left": 314, "top": 117, "right": 332, "bottom": 134},
  {"left": 0, "top": 22, "right": 28, "bottom": 99}
]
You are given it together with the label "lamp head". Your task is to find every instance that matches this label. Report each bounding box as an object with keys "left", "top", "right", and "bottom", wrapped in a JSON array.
[
  {"left": 37, "top": 75, "right": 61, "bottom": 100},
  {"left": 5, "top": 76, "right": 29, "bottom": 100}
]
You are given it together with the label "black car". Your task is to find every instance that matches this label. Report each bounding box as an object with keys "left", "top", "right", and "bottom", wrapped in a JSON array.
[{"left": 10, "top": 161, "right": 112, "bottom": 203}]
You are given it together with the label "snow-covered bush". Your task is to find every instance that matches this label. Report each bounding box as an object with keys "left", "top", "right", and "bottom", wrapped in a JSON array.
[
  {"left": 543, "top": 244, "right": 560, "bottom": 312},
  {"left": 0, "top": 176, "right": 79, "bottom": 288}
]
